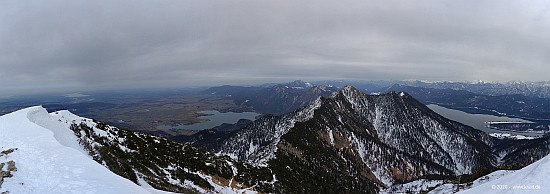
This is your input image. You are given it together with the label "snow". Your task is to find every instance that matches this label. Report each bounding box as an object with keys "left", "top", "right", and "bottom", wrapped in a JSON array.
[
  {"left": 328, "top": 128, "right": 335, "bottom": 145},
  {"left": 489, "top": 133, "right": 537, "bottom": 140},
  {"left": 183, "top": 168, "right": 257, "bottom": 194},
  {"left": 0, "top": 106, "right": 152, "bottom": 194},
  {"left": 458, "top": 154, "right": 550, "bottom": 194},
  {"left": 247, "top": 141, "right": 258, "bottom": 157},
  {"left": 26, "top": 108, "right": 87, "bottom": 155},
  {"left": 137, "top": 177, "right": 178, "bottom": 194},
  {"left": 382, "top": 179, "right": 444, "bottom": 193},
  {"left": 428, "top": 170, "right": 514, "bottom": 193},
  {"left": 428, "top": 183, "right": 455, "bottom": 194}
]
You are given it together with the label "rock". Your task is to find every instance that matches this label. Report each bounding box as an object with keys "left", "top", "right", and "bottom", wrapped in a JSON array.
[
  {"left": 6, "top": 161, "right": 15, "bottom": 172},
  {"left": 0, "top": 171, "right": 12, "bottom": 178},
  {"left": 0, "top": 148, "right": 17, "bottom": 157},
  {"left": 0, "top": 172, "right": 5, "bottom": 188}
]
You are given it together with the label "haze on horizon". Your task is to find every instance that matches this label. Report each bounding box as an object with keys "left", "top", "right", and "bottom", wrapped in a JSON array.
[{"left": 1, "top": 0, "right": 550, "bottom": 96}]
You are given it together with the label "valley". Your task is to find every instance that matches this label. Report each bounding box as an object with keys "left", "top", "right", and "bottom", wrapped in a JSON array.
[{"left": 0, "top": 90, "right": 253, "bottom": 136}]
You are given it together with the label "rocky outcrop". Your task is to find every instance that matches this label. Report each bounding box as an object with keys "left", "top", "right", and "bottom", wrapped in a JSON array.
[{"left": 0, "top": 148, "right": 17, "bottom": 190}]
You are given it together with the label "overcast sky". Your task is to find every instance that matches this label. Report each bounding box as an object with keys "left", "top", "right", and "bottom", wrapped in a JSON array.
[{"left": 1, "top": 0, "right": 549, "bottom": 96}]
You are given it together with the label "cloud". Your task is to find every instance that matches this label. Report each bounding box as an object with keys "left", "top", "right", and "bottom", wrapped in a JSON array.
[{"left": 1, "top": 0, "right": 549, "bottom": 95}]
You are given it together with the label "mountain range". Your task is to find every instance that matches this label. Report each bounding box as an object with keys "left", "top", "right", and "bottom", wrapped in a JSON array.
[
  {"left": 1, "top": 85, "right": 549, "bottom": 193},
  {"left": 204, "top": 80, "right": 338, "bottom": 115},
  {"left": 179, "top": 86, "right": 550, "bottom": 193}
]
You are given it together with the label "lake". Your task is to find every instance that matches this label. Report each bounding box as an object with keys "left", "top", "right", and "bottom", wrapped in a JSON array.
[
  {"left": 427, "top": 104, "right": 540, "bottom": 136},
  {"left": 157, "top": 110, "right": 260, "bottom": 131}
]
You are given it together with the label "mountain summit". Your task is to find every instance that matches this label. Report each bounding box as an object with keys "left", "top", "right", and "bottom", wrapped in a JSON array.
[{"left": 205, "top": 86, "right": 495, "bottom": 193}]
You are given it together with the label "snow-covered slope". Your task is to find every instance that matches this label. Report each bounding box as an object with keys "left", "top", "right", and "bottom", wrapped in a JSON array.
[
  {"left": 459, "top": 154, "right": 550, "bottom": 194},
  {"left": 0, "top": 106, "right": 268, "bottom": 194},
  {"left": 0, "top": 106, "right": 152, "bottom": 194},
  {"left": 428, "top": 170, "right": 514, "bottom": 193},
  {"left": 216, "top": 98, "right": 322, "bottom": 166}
]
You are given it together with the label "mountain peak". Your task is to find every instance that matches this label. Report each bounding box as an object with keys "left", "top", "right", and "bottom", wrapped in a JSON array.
[
  {"left": 334, "top": 85, "right": 361, "bottom": 97},
  {"left": 341, "top": 85, "right": 357, "bottom": 91},
  {"left": 283, "top": 80, "right": 314, "bottom": 88}
]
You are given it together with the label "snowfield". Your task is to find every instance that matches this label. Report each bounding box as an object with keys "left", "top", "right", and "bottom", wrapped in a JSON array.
[
  {"left": 0, "top": 106, "right": 153, "bottom": 194},
  {"left": 458, "top": 154, "right": 550, "bottom": 194},
  {"left": 489, "top": 132, "right": 537, "bottom": 140}
]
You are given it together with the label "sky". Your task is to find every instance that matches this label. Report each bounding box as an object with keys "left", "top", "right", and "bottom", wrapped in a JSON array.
[{"left": 1, "top": 0, "right": 550, "bottom": 96}]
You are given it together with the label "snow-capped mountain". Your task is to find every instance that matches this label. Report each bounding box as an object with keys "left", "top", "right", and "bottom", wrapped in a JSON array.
[
  {"left": 204, "top": 86, "right": 497, "bottom": 193},
  {"left": 395, "top": 80, "right": 550, "bottom": 98},
  {"left": 0, "top": 106, "right": 273, "bottom": 193}
]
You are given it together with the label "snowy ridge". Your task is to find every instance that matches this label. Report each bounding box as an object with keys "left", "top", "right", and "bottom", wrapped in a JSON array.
[
  {"left": 458, "top": 154, "right": 550, "bottom": 194},
  {"left": 217, "top": 97, "right": 322, "bottom": 166},
  {"left": 59, "top": 110, "right": 266, "bottom": 193},
  {"left": 26, "top": 107, "right": 87, "bottom": 155},
  {"left": 0, "top": 106, "right": 152, "bottom": 194},
  {"left": 1, "top": 106, "right": 269, "bottom": 194},
  {"left": 427, "top": 170, "right": 514, "bottom": 194}
]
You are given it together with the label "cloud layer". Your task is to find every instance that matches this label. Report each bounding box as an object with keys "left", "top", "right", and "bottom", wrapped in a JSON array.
[{"left": 1, "top": 0, "right": 549, "bottom": 95}]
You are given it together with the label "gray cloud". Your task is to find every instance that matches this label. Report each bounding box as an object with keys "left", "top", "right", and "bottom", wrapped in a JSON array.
[{"left": 1, "top": 0, "right": 549, "bottom": 95}]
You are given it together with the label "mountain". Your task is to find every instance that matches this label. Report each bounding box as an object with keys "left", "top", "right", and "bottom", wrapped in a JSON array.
[
  {"left": 0, "top": 106, "right": 275, "bottom": 193},
  {"left": 395, "top": 80, "right": 550, "bottom": 99},
  {"left": 387, "top": 84, "right": 550, "bottom": 121},
  {"left": 313, "top": 80, "right": 550, "bottom": 99},
  {"left": 0, "top": 107, "right": 151, "bottom": 194},
  {"left": 200, "top": 86, "right": 498, "bottom": 193},
  {"left": 493, "top": 136, "right": 550, "bottom": 169},
  {"left": 204, "top": 80, "right": 338, "bottom": 115},
  {"left": 3, "top": 87, "right": 550, "bottom": 193},
  {"left": 170, "top": 119, "right": 253, "bottom": 149}
]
